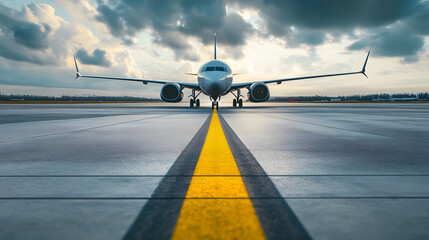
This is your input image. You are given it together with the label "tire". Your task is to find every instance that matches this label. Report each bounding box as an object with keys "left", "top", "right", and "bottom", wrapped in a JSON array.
[
  {"left": 233, "top": 99, "right": 237, "bottom": 107},
  {"left": 216, "top": 102, "right": 219, "bottom": 110},
  {"left": 196, "top": 99, "right": 200, "bottom": 107},
  {"left": 211, "top": 102, "right": 214, "bottom": 110},
  {"left": 190, "top": 99, "right": 194, "bottom": 107},
  {"left": 238, "top": 99, "right": 243, "bottom": 107}
]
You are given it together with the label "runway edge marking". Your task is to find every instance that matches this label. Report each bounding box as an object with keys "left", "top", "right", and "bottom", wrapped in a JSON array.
[
  {"left": 171, "top": 109, "right": 266, "bottom": 240},
  {"left": 218, "top": 112, "right": 312, "bottom": 240},
  {"left": 122, "top": 113, "right": 212, "bottom": 240}
]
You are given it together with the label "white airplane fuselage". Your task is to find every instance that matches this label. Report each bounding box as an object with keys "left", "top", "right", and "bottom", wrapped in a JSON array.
[{"left": 197, "top": 60, "right": 233, "bottom": 101}]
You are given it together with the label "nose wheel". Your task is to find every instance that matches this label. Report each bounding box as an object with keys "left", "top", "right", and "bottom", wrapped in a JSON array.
[
  {"left": 211, "top": 101, "right": 219, "bottom": 110},
  {"left": 232, "top": 90, "right": 243, "bottom": 107}
]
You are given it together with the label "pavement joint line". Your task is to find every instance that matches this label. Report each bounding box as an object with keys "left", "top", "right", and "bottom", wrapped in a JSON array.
[
  {"left": 0, "top": 109, "right": 182, "bottom": 125},
  {"left": 0, "top": 114, "right": 172, "bottom": 144},
  {"left": 238, "top": 110, "right": 429, "bottom": 145},
  {"left": 2, "top": 174, "right": 429, "bottom": 177},
  {"left": 3, "top": 197, "right": 428, "bottom": 200}
]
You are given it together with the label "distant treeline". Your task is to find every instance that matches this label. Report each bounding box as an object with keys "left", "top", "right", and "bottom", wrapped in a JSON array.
[
  {"left": 270, "top": 92, "right": 429, "bottom": 102},
  {"left": 1, "top": 92, "right": 428, "bottom": 102},
  {"left": 0, "top": 94, "right": 159, "bottom": 102}
]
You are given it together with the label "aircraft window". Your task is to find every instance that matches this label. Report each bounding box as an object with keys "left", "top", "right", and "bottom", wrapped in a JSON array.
[
  {"left": 216, "top": 67, "right": 226, "bottom": 72},
  {"left": 205, "top": 67, "right": 216, "bottom": 71}
]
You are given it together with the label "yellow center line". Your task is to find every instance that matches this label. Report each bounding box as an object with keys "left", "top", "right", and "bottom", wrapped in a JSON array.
[{"left": 171, "top": 110, "right": 266, "bottom": 240}]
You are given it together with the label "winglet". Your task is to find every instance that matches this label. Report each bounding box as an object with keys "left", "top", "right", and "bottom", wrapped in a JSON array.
[
  {"left": 73, "top": 54, "right": 81, "bottom": 79},
  {"left": 361, "top": 51, "right": 370, "bottom": 78},
  {"left": 214, "top": 33, "right": 217, "bottom": 60}
]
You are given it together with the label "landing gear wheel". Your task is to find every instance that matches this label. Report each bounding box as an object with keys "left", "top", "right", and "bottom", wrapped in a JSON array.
[
  {"left": 212, "top": 102, "right": 215, "bottom": 110},
  {"left": 196, "top": 99, "right": 200, "bottom": 107},
  {"left": 190, "top": 99, "right": 194, "bottom": 107},
  {"left": 233, "top": 99, "right": 237, "bottom": 107},
  {"left": 216, "top": 102, "right": 219, "bottom": 110},
  {"left": 238, "top": 99, "right": 243, "bottom": 107}
]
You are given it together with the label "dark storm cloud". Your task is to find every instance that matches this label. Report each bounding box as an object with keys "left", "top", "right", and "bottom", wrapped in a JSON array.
[
  {"left": 403, "top": 2, "right": 429, "bottom": 36},
  {"left": 230, "top": 0, "right": 422, "bottom": 45},
  {"left": 96, "top": 4, "right": 124, "bottom": 35},
  {"left": 95, "top": 0, "right": 254, "bottom": 60},
  {"left": 227, "top": 0, "right": 428, "bottom": 60},
  {"left": 75, "top": 48, "right": 112, "bottom": 67},
  {"left": 348, "top": 27, "right": 424, "bottom": 63},
  {"left": 237, "top": 0, "right": 418, "bottom": 30},
  {"left": 215, "top": 13, "right": 253, "bottom": 46},
  {"left": 0, "top": 4, "right": 51, "bottom": 50}
]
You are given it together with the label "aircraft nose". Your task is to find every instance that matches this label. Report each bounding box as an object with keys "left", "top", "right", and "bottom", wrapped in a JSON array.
[{"left": 203, "top": 76, "right": 224, "bottom": 95}]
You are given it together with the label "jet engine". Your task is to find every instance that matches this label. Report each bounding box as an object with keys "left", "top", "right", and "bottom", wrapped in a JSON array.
[
  {"left": 248, "top": 82, "right": 270, "bottom": 102},
  {"left": 160, "top": 83, "right": 183, "bottom": 102}
]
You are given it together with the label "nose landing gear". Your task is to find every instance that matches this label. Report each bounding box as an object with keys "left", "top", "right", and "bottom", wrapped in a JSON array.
[
  {"left": 211, "top": 101, "right": 219, "bottom": 110},
  {"left": 210, "top": 96, "right": 220, "bottom": 110},
  {"left": 189, "top": 89, "right": 201, "bottom": 108},
  {"left": 232, "top": 89, "right": 243, "bottom": 107}
]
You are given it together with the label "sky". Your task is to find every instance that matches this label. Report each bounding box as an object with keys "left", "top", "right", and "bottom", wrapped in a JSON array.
[{"left": 0, "top": 0, "right": 428, "bottom": 98}]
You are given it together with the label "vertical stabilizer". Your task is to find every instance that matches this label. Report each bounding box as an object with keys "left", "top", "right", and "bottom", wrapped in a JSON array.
[{"left": 214, "top": 33, "right": 217, "bottom": 60}]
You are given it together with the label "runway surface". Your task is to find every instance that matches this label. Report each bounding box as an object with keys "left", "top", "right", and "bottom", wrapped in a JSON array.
[{"left": 0, "top": 103, "right": 428, "bottom": 240}]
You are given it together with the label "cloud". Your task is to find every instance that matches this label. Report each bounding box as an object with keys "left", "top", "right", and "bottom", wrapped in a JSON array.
[
  {"left": 228, "top": 0, "right": 427, "bottom": 52},
  {"left": 75, "top": 48, "right": 112, "bottom": 67},
  {"left": 95, "top": 4, "right": 131, "bottom": 43},
  {"left": 95, "top": 0, "right": 254, "bottom": 60},
  {"left": 114, "top": 50, "right": 144, "bottom": 78},
  {"left": 0, "top": 4, "right": 52, "bottom": 50},
  {"left": 0, "top": 4, "right": 55, "bottom": 64},
  {"left": 233, "top": 0, "right": 418, "bottom": 30},
  {"left": 152, "top": 30, "right": 200, "bottom": 61},
  {"left": 228, "top": 0, "right": 429, "bottom": 61},
  {"left": 93, "top": 0, "right": 427, "bottom": 61},
  {"left": 0, "top": 3, "right": 101, "bottom": 66},
  {"left": 402, "top": 1, "right": 429, "bottom": 36},
  {"left": 348, "top": 26, "right": 425, "bottom": 63},
  {"left": 215, "top": 13, "right": 254, "bottom": 46}
]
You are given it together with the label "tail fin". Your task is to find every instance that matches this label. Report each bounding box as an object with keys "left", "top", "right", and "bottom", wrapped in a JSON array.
[{"left": 214, "top": 33, "right": 217, "bottom": 60}]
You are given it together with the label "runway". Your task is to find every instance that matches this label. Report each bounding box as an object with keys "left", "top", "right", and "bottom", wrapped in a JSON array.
[{"left": 1, "top": 103, "right": 428, "bottom": 239}]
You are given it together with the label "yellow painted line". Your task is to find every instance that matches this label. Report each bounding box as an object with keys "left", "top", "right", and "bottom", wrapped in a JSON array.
[{"left": 172, "top": 110, "right": 266, "bottom": 240}]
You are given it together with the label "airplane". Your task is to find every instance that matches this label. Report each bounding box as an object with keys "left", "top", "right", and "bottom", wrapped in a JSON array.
[{"left": 74, "top": 34, "right": 370, "bottom": 110}]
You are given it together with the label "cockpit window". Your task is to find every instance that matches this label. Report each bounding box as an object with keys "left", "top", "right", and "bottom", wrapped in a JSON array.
[{"left": 204, "top": 66, "right": 227, "bottom": 72}]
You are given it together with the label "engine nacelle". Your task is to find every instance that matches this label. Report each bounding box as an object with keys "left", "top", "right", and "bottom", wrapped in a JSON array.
[
  {"left": 160, "top": 83, "right": 183, "bottom": 102},
  {"left": 248, "top": 82, "right": 270, "bottom": 102}
]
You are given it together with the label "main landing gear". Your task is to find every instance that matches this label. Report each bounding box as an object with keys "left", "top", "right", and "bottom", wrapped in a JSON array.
[
  {"left": 232, "top": 89, "right": 243, "bottom": 107},
  {"left": 189, "top": 89, "right": 201, "bottom": 108}
]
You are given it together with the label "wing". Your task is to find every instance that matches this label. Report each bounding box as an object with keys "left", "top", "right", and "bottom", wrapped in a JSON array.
[
  {"left": 230, "top": 51, "right": 370, "bottom": 90},
  {"left": 73, "top": 55, "right": 200, "bottom": 90}
]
